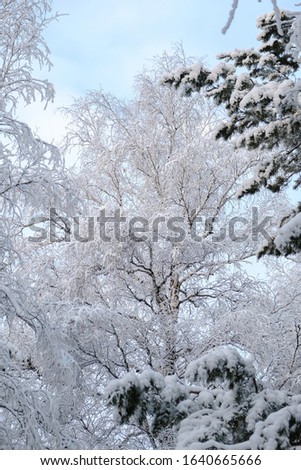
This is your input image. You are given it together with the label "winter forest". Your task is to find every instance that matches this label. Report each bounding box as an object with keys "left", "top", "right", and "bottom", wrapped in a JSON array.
[{"left": 2, "top": 0, "right": 301, "bottom": 450}]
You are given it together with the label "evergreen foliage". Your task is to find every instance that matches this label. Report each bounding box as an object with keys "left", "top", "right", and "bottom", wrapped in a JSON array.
[
  {"left": 107, "top": 347, "right": 301, "bottom": 449},
  {"left": 163, "top": 10, "right": 301, "bottom": 256}
]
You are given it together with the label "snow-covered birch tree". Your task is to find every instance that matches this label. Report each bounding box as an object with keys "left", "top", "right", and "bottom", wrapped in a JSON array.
[
  {"left": 61, "top": 48, "right": 262, "bottom": 369},
  {"left": 0, "top": 0, "right": 80, "bottom": 449},
  {"left": 37, "top": 47, "right": 284, "bottom": 448}
]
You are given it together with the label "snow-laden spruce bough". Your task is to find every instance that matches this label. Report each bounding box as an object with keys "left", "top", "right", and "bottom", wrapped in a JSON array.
[
  {"left": 106, "top": 346, "right": 301, "bottom": 449},
  {"left": 163, "top": 9, "right": 301, "bottom": 257}
]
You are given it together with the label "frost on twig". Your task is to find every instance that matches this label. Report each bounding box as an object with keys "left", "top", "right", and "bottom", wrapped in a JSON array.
[
  {"left": 222, "top": 0, "right": 239, "bottom": 34},
  {"left": 222, "top": 0, "right": 283, "bottom": 36}
]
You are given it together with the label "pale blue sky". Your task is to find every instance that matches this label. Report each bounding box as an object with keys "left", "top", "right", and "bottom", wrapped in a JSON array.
[
  {"left": 18, "top": 0, "right": 298, "bottom": 142},
  {"left": 44, "top": 0, "right": 297, "bottom": 96}
]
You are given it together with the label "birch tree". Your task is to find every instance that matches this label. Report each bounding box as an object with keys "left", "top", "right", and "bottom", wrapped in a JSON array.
[
  {"left": 43, "top": 47, "right": 280, "bottom": 448},
  {"left": 0, "top": 0, "right": 79, "bottom": 449},
  {"left": 62, "top": 47, "right": 267, "bottom": 373}
]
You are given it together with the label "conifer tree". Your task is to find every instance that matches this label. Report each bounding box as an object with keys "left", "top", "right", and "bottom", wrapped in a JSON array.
[
  {"left": 163, "top": 10, "right": 301, "bottom": 256},
  {"left": 106, "top": 347, "right": 301, "bottom": 449}
]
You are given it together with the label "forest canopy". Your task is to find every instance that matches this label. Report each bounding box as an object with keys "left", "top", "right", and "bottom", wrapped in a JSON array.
[{"left": 1, "top": 0, "right": 301, "bottom": 450}]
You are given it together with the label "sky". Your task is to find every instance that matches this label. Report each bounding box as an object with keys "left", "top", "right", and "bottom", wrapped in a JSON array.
[
  {"left": 17, "top": 0, "right": 299, "bottom": 146},
  {"left": 15, "top": 0, "right": 299, "bottom": 279}
]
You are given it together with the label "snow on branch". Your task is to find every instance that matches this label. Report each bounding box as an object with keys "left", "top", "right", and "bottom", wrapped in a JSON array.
[
  {"left": 222, "top": 0, "right": 283, "bottom": 36},
  {"left": 222, "top": 0, "right": 239, "bottom": 35}
]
